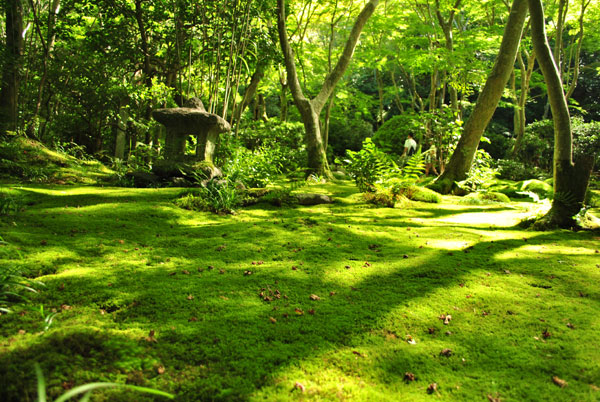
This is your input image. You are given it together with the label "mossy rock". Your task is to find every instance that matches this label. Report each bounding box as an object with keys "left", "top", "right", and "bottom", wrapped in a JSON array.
[{"left": 408, "top": 186, "right": 442, "bottom": 203}]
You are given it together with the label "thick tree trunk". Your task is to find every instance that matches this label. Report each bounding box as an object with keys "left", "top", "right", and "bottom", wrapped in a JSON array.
[
  {"left": 432, "top": 0, "right": 528, "bottom": 194},
  {"left": 277, "top": 0, "right": 379, "bottom": 178},
  {"left": 527, "top": 0, "right": 594, "bottom": 229},
  {"left": 0, "top": 0, "right": 24, "bottom": 135}
]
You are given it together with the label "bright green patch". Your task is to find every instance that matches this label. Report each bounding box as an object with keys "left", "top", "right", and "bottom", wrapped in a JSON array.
[{"left": 1, "top": 182, "right": 599, "bottom": 401}]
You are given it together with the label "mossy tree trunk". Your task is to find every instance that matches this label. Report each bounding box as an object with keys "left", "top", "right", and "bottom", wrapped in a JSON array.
[
  {"left": 277, "top": 0, "right": 379, "bottom": 179},
  {"left": 432, "top": 0, "right": 528, "bottom": 194},
  {"left": 528, "top": 0, "right": 595, "bottom": 229}
]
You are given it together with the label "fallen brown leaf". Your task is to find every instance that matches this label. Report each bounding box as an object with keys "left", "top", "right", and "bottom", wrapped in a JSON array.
[
  {"left": 187, "top": 294, "right": 194, "bottom": 300},
  {"left": 269, "top": 317, "right": 277, "bottom": 323},
  {"left": 404, "top": 372, "right": 415, "bottom": 382},
  {"left": 157, "top": 366, "right": 165, "bottom": 375},
  {"left": 440, "top": 348, "right": 453, "bottom": 357},
  {"left": 309, "top": 294, "right": 320, "bottom": 301},
  {"left": 294, "top": 308, "right": 304, "bottom": 315},
  {"left": 552, "top": 376, "right": 567, "bottom": 388},
  {"left": 427, "top": 383, "right": 438, "bottom": 394},
  {"left": 182, "top": 270, "right": 190, "bottom": 275},
  {"left": 294, "top": 382, "right": 305, "bottom": 392},
  {"left": 487, "top": 394, "right": 501, "bottom": 402},
  {"left": 542, "top": 329, "right": 551, "bottom": 339},
  {"left": 188, "top": 317, "right": 198, "bottom": 322}
]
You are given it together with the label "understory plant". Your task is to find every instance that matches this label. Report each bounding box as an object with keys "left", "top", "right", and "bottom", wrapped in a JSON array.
[
  {"left": 175, "top": 179, "right": 241, "bottom": 214},
  {"left": 340, "top": 138, "right": 425, "bottom": 192},
  {"left": 34, "top": 363, "right": 174, "bottom": 401},
  {"left": 456, "top": 149, "right": 498, "bottom": 193},
  {"left": 0, "top": 238, "right": 41, "bottom": 314}
]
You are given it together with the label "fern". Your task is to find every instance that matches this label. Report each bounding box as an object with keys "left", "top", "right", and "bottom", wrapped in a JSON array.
[{"left": 400, "top": 151, "right": 425, "bottom": 181}]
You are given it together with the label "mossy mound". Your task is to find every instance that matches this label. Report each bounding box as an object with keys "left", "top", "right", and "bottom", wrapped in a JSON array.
[
  {"left": 408, "top": 185, "right": 442, "bottom": 203},
  {"left": 0, "top": 136, "right": 113, "bottom": 184},
  {"left": 460, "top": 191, "right": 511, "bottom": 205},
  {"left": 518, "top": 179, "right": 553, "bottom": 198},
  {"left": 585, "top": 189, "right": 600, "bottom": 208}
]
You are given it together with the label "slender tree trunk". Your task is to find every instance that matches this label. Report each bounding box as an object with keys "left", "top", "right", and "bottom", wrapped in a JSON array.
[
  {"left": 528, "top": 0, "right": 594, "bottom": 229},
  {"left": 277, "top": 0, "right": 379, "bottom": 178},
  {"left": 375, "top": 68, "right": 384, "bottom": 128},
  {"left": 233, "top": 62, "right": 266, "bottom": 125},
  {"left": 436, "top": 0, "right": 461, "bottom": 114},
  {"left": 511, "top": 48, "right": 535, "bottom": 157},
  {"left": 433, "top": 0, "right": 528, "bottom": 194},
  {"left": 0, "top": 0, "right": 24, "bottom": 135},
  {"left": 279, "top": 67, "right": 289, "bottom": 122}
]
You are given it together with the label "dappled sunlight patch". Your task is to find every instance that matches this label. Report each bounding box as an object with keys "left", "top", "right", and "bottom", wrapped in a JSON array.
[{"left": 436, "top": 209, "right": 532, "bottom": 227}]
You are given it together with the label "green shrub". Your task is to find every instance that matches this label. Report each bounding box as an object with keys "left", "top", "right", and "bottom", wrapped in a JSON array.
[
  {"left": 223, "top": 120, "right": 306, "bottom": 174},
  {"left": 496, "top": 159, "right": 545, "bottom": 181},
  {"left": 372, "top": 113, "right": 425, "bottom": 155},
  {"left": 328, "top": 117, "right": 373, "bottom": 157},
  {"left": 222, "top": 147, "right": 282, "bottom": 188}
]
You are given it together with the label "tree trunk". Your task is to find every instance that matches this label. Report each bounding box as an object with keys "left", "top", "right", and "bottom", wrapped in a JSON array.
[
  {"left": 0, "top": 0, "right": 24, "bottom": 135},
  {"left": 233, "top": 62, "right": 266, "bottom": 125},
  {"left": 511, "top": 48, "right": 535, "bottom": 157},
  {"left": 432, "top": 0, "right": 528, "bottom": 194},
  {"left": 277, "top": 0, "right": 379, "bottom": 178},
  {"left": 528, "top": 0, "right": 594, "bottom": 229}
]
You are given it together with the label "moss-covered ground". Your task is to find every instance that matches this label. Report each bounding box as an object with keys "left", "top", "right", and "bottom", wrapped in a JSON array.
[{"left": 1, "top": 181, "right": 599, "bottom": 401}]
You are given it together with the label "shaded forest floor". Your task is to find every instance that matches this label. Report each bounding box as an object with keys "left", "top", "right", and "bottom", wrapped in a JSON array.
[{"left": 1, "top": 181, "right": 599, "bottom": 401}]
